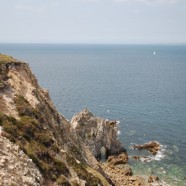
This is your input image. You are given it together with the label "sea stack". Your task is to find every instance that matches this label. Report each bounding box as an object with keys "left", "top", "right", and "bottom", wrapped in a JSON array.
[{"left": 71, "top": 108, "right": 125, "bottom": 159}]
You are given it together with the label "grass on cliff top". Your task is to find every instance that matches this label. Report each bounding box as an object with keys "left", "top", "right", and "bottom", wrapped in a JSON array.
[{"left": 0, "top": 54, "right": 19, "bottom": 63}]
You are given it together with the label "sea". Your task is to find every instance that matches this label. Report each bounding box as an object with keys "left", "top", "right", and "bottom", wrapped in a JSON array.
[{"left": 0, "top": 44, "right": 186, "bottom": 185}]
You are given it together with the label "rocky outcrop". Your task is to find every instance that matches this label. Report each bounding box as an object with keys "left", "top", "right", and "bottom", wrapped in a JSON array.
[
  {"left": 148, "top": 176, "right": 159, "bottom": 183},
  {"left": 0, "top": 54, "right": 112, "bottom": 186},
  {"left": 71, "top": 108, "right": 125, "bottom": 159},
  {"left": 101, "top": 153, "right": 162, "bottom": 186},
  {"left": 107, "top": 153, "right": 128, "bottom": 166},
  {"left": 101, "top": 153, "right": 148, "bottom": 186},
  {"left": 0, "top": 54, "right": 164, "bottom": 186},
  {"left": 132, "top": 141, "right": 160, "bottom": 155},
  {"left": 0, "top": 136, "right": 43, "bottom": 186}
]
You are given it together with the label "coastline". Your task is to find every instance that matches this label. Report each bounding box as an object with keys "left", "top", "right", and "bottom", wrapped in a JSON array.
[{"left": 1, "top": 47, "right": 186, "bottom": 185}]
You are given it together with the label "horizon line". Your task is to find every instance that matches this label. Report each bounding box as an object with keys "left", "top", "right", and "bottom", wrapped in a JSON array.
[{"left": 0, "top": 42, "right": 186, "bottom": 45}]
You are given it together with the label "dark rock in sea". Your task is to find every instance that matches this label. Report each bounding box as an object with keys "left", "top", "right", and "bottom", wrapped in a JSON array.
[
  {"left": 148, "top": 175, "right": 159, "bottom": 183},
  {"left": 132, "top": 141, "right": 160, "bottom": 155},
  {"left": 132, "top": 155, "right": 140, "bottom": 160}
]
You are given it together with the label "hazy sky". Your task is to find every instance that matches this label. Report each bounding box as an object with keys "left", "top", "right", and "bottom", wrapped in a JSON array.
[{"left": 1, "top": 0, "right": 186, "bottom": 44}]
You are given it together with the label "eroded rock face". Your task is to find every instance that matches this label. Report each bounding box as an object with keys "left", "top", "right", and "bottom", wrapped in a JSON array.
[
  {"left": 71, "top": 108, "right": 125, "bottom": 158},
  {"left": 107, "top": 153, "right": 128, "bottom": 166},
  {"left": 101, "top": 153, "right": 147, "bottom": 186},
  {"left": 0, "top": 55, "right": 112, "bottom": 186},
  {"left": 0, "top": 136, "right": 43, "bottom": 186}
]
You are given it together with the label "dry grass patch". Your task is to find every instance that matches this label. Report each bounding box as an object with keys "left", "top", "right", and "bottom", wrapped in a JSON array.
[{"left": 0, "top": 54, "right": 17, "bottom": 63}]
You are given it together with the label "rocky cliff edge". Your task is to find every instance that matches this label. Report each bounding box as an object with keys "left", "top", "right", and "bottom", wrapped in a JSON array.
[
  {"left": 0, "top": 54, "right": 162, "bottom": 186},
  {"left": 0, "top": 54, "right": 112, "bottom": 186}
]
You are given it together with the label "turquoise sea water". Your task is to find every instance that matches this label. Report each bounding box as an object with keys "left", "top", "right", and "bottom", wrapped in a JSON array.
[{"left": 0, "top": 44, "right": 186, "bottom": 185}]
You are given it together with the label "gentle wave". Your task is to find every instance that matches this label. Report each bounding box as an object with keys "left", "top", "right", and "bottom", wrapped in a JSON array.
[{"left": 141, "top": 143, "right": 166, "bottom": 163}]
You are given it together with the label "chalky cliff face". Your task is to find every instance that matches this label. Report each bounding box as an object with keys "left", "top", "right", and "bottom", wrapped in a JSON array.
[
  {"left": 71, "top": 108, "right": 125, "bottom": 159},
  {"left": 0, "top": 54, "right": 111, "bottom": 186}
]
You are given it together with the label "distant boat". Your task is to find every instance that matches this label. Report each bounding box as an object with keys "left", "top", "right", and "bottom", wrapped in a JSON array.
[{"left": 153, "top": 51, "right": 156, "bottom": 55}]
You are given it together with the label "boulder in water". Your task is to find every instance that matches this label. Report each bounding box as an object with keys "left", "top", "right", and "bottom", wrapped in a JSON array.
[
  {"left": 132, "top": 141, "right": 160, "bottom": 155},
  {"left": 148, "top": 175, "right": 159, "bottom": 183}
]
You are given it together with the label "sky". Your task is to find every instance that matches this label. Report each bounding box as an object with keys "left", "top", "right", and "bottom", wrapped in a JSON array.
[{"left": 0, "top": 0, "right": 186, "bottom": 44}]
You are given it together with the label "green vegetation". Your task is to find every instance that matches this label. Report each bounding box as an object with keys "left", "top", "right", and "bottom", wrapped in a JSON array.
[
  {"left": 70, "top": 180, "right": 79, "bottom": 186},
  {"left": 86, "top": 167, "right": 111, "bottom": 186},
  {"left": 56, "top": 175, "right": 70, "bottom": 186},
  {"left": 0, "top": 56, "right": 110, "bottom": 186},
  {"left": 66, "top": 154, "right": 101, "bottom": 186},
  {"left": 14, "top": 95, "right": 40, "bottom": 118},
  {"left": 0, "top": 54, "right": 17, "bottom": 63},
  {"left": 0, "top": 91, "right": 109, "bottom": 185},
  {"left": 0, "top": 112, "right": 5, "bottom": 126},
  {"left": 0, "top": 95, "right": 69, "bottom": 182},
  {"left": 0, "top": 54, "right": 21, "bottom": 89}
]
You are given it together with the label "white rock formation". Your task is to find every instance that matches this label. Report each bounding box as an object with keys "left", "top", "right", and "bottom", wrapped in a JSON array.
[
  {"left": 0, "top": 136, "right": 43, "bottom": 186},
  {"left": 71, "top": 108, "right": 125, "bottom": 158}
]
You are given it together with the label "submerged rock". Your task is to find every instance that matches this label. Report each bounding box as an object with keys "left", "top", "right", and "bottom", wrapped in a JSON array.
[
  {"left": 71, "top": 108, "right": 125, "bottom": 159},
  {"left": 132, "top": 155, "right": 140, "bottom": 160},
  {"left": 148, "top": 175, "right": 159, "bottom": 183}
]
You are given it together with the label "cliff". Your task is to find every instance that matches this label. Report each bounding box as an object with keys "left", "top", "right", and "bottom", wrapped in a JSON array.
[
  {"left": 0, "top": 54, "right": 161, "bottom": 186},
  {"left": 0, "top": 136, "right": 43, "bottom": 186},
  {"left": 0, "top": 54, "right": 111, "bottom": 186}
]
